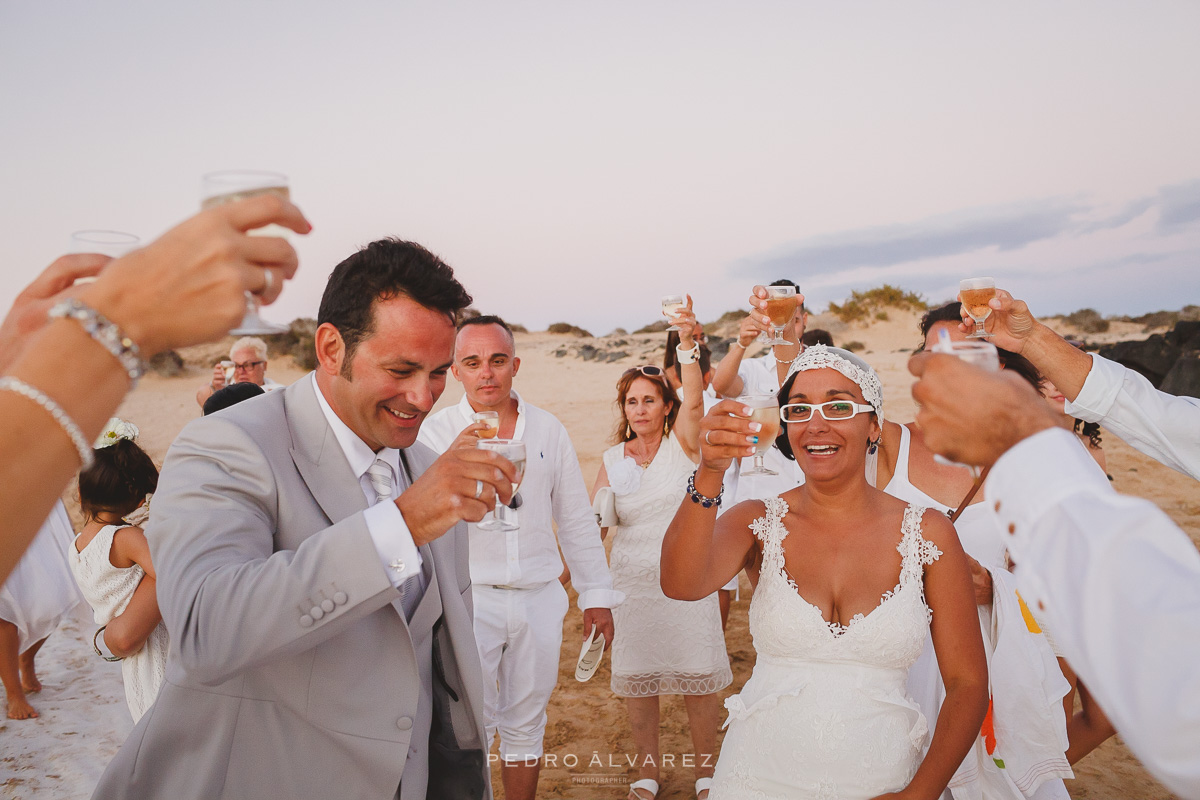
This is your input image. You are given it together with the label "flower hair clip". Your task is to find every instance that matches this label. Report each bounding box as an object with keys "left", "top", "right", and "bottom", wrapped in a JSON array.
[{"left": 94, "top": 417, "right": 140, "bottom": 449}]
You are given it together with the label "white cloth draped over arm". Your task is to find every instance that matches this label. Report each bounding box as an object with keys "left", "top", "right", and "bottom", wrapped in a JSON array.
[
  {"left": 987, "top": 427, "right": 1200, "bottom": 798},
  {"left": 1064, "top": 352, "right": 1200, "bottom": 481}
]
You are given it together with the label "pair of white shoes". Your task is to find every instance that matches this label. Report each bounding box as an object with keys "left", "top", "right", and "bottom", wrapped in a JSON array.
[
  {"left": 575, "top": 624, "right": 606, "bottom": 682},
  {"left": 628, "top": 777, "right": 713, "bottom": 799}
]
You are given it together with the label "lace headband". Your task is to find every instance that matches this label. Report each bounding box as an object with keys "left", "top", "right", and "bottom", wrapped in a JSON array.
[
  {"left": 783, "top": 344, "right": 884, "bottom": 423},
  {"left": 94, "top": 417, "right": 139, "bottom": 449}
]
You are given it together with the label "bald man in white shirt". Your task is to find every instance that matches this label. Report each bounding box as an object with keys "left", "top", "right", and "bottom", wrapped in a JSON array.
[
  {"left": 910, "top": 351, "right": 1200, "bottom": 799},
  {"left": 419, "top": 315, "right": 621, "bottom": 800}
]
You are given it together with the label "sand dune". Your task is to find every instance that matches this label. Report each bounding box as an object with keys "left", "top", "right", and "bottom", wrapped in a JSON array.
[{"left": 1, "top": 313, "right": 1193, "bottom": 799}]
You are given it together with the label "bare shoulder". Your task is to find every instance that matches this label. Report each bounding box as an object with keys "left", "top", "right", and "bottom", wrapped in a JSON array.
[
  {"left": 717, "top": 498, "right": 769, "bottom": 532},
  {"left": 916, "top": 507, "right": 962, "bottom": 557}
]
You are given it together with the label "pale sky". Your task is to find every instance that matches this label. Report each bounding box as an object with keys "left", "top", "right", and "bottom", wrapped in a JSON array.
[{"left": 3, "top": 1, "right": 1198, "bottom": 336}]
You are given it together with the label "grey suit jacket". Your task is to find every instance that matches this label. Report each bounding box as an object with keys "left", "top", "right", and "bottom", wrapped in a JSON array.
[{"left": 92, "top": 377, "right": 490, "bottom": 800}]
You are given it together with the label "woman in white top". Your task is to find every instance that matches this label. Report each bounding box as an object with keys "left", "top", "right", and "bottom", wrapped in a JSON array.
[
  {"left": 69, "top": 419, "right": 169, "bottom": 722},
  {"left": 877, "top": 303, "right": 1076, "bottom": 799}
]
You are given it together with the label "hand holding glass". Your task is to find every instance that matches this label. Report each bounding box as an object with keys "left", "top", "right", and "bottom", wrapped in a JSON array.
[
  {"left": 930, "top": 335, "right": 1000, "bottom": 473},
  {"left": 200, "top": 170, "right": 291, "bottom": 335},
  {"left": 959, "top": 277, "right": 997, "bottom": 339},
  {"left": 738, "top": 394, "right": 781, "bottom": 476},
  {"left": 763, "top": 285, "right": 799, "bottom": 345},
  {"left": 472, "top": 411, "right": 500, "bottom": 439},
  {"left": 476, "top": 439, "right": 526, "bottom": 530},
  {"left": 661, "top": 294, "right": 687, "bottom": 333}
]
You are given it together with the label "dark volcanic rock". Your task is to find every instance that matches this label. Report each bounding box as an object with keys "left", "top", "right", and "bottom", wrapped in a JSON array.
[
  {"left": 605, "top": 351, "right": 629, "bottom": 362},
  {"left": 1166, "top": 320, "right": 1200, "bottom": 351},
  {"left": 1160, "top": 353, "right": 1200, "bottom": 399},
  {"left": 1098, "top": 334, "right": 1181, "bottom": 387}
]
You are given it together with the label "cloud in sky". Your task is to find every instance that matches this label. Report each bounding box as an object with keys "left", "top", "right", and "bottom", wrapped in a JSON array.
[{"left": 737, "top": 179, "right": 1200, "bottom": 284}]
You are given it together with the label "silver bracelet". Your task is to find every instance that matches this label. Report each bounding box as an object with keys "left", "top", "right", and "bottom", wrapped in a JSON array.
[
  {"left": 0, "top": 377, "right": 95, "bottom": 469},
  {"left": 48, "top": 299, "right": 146, "bottom": 386},
  {"left": 731, "top": 340, "right": 749, "bottom": 350}
]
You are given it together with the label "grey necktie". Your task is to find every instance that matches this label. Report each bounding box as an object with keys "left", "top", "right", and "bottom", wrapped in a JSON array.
[{"left": 367, "top": 457, "right": 422, "bottom": 619}]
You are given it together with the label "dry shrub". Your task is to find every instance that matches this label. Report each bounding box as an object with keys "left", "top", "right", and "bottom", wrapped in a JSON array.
[{"left": 828, "top": 285, "right": 927, "bottom": 324}]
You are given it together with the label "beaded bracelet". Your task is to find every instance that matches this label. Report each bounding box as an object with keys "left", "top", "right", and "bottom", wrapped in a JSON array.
[
  {"left": 48, "top": 298, "right": 146, "bottom": 386},
  {"left": 686, "top": 470, "right": 723, "bottom": 509},
  {"left": 0, "top": 377, "right": 95, "bottom": 469}
]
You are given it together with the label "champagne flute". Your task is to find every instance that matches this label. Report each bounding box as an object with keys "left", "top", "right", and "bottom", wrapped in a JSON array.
[
  {"left": 959, "top": 277, "right": 997, "bottom": 339},
  {"left": 200, "top": 170, "right": 291, "bottom": 335},
  {"left": 472, "top": 411, "right": 500, "bottom": 439},
  {"left": 738, "top": 394, "right": 781, "bottom": 476},
  {"left": 661, "top": 294, "right": 687, "bottom": 332},
  {"left": 763, "top": 285, "right": 799, "bottom": 345},
  {"left": 476, "top": 439, "right": 526, "bottom": 531}
]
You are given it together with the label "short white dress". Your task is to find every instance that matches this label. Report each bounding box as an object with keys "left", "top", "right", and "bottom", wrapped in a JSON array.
[
  {"left": 0, "top": 501, "right": 86, "bottom": 651},
  {"left": 69, "top": 524, "right": 169, "bottom": 722},
  {"left": 604, "top": 434, "right": 732, "bottom": 697}
]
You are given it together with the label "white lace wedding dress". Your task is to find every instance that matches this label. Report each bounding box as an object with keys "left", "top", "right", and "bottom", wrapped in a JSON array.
[{"left": 710, "top": 499, "right": 941, "bottom": 800}]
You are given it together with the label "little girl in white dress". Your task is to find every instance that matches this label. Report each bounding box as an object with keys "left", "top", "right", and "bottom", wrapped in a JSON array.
[{"left": 69, "top": 419, "right": 168, "bottom": 722}]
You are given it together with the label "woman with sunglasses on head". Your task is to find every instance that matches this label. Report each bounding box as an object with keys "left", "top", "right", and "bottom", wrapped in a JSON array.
[
  {"left": 591, "top": 297, "right": 730, "bottom": 800},
  {"left": 662, "top": 345, "right": 987, "bottom": 800}
]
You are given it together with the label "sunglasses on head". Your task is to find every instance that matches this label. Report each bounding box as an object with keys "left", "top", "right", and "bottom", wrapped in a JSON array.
[{"left": 624, "top": 365, "right": 664, "bottom": 378}]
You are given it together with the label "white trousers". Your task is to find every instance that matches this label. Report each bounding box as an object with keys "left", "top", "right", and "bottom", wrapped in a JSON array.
[{"left": 472, "top": 580, "right": 569, "bottom": 761}]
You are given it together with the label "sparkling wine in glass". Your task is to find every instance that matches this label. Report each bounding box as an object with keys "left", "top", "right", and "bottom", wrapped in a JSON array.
[
  {"left": 738, "top": 394, "right": 781, "bottom": 476},
  {"left": 959, "top": 277, "right": 997, "bottom": 339},
  {"left": 472, "top": 411, "right": 500, "bottom": 439},
  {"left": 661, "top": 294, "right": 687, "bottom": 333},
  {"left": 764, "top": 285, "right": 799, "bottom": 345},
  {"left": 476, "top": 438, "right": 526, "bottom": 531},
  {"left": 201, "top": 170, "right": 291, "bottom": 335}
]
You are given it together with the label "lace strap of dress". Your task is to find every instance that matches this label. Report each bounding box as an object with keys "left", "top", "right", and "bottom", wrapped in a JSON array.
[
  {"left": 898, "top": 504, "right": 942, "bottom": 587},
  {"left": 748, "top": 496, "right": 789, "bottom": 563}
]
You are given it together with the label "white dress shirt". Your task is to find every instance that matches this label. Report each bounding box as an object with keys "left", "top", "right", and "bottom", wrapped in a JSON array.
[
  {"left": 311, "top": 374, "right": 424, "bottom": 590},
  {"left": 987, "top": 427, "right": 1200, "bottom": 798},
  {"left": 418, "top": 391, "right": 623, "bottom": 610},
  {"left": 1065, "top": 352, "right": 1200, "bottom": 481}
]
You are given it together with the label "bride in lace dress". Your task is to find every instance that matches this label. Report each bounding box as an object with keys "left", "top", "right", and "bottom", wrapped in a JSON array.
[{"left": 662, "top": 345, "right": 988, "bottom": 800}]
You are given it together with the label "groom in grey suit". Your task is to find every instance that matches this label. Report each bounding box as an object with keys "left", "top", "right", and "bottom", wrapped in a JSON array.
[{"left": 93, "top": 239, "right": 520, "bottom": 799}]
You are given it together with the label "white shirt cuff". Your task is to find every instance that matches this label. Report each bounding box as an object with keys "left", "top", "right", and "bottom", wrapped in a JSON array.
[
  {"left": 1063, "top": 353, "right": 1124, "bottom": 423},
  {"left": 364, "top": 501, "right": 424, "bottom": 587},
  {"left": 576, "top": 588, "right": 626, "bottom": 610}
]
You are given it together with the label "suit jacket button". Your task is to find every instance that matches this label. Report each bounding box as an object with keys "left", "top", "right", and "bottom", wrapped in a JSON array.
[
  {"left": 396, "top": 716, "right": 413, "bottom": 731},
  {"left": 333, "top": 591, "right": 348, "bottom": 605},
  {"left": 321, "top": 599, "right": 335, "bottom": 613},
  {"left": 310, "top": 606, "right": 325, "bottom": 620},
  {"left": 299, "top": 615, "right": 314, "bottom": 627}
]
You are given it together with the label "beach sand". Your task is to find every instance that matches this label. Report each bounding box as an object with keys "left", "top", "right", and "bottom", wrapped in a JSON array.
[{"left": 2, "top": 314, "right": 1193, "bottom": 799}]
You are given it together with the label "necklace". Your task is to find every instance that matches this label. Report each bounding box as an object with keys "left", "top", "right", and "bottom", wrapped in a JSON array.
[{"left": 629, "top": 437, "right": 662, "bottom": 468}]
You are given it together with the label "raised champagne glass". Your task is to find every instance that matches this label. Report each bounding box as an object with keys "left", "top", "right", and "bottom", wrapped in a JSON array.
[
  {"left": 661, "top": 294, "right": 687, "bottom": 333},
  {"left": 738, "top": 394, "right": 782, "bottom": 476},
  {"left": 476, "top": 438, "right": 526, "bottom": 531},
  {"left": 959, "top": 277, "right": 997, "bottom": 339},
  {"left": 472, "top": 411, "right": 500, "bottom": 439},
  {"left": 930, "top": 332, "right": 999, "bottom": 474},
  {"left": 68, "top": 231, "right": 141, "bottom": 284},
  {"left": 201, "top": 170, "right": 291, "bottom": 335},
  {"left": 763, "top": 285, "right": 799, "bottom": 345}
]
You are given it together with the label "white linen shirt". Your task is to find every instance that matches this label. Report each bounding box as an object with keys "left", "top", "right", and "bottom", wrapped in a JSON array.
[
  {"left": 311, "top": 374, "right": 424, "bottom": 591},
  {"left": 418, "top": 391, "right": 623, "bottom": 610},
  {"left": 1064, "top": 352, "right": 1200, "bottom": 480},
  {"left": 987, "top": 427, "right": 1200, "bottom": 798}
]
